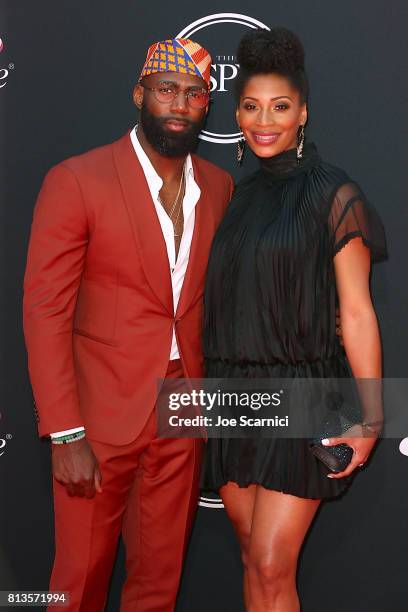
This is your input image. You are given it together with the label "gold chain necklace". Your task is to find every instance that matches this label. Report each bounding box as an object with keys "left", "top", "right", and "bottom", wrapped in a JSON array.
[
  {"left": 158, "top": 165, "right": 185, "bottom": 219},
  {"left": 172, "top": 179, "right": 186, "bottom": 237}
]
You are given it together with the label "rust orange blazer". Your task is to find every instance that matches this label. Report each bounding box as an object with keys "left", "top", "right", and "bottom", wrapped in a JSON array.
[{"left": 23, "top": 131, "right": 233, "bottom": 445}]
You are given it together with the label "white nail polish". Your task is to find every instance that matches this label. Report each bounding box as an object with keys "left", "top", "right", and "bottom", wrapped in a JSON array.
[{"left": 322, "top": 438, "right": 329, "bottom": 445}]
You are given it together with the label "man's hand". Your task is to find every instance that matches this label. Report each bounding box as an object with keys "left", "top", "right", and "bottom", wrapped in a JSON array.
[{"left": 51, "top": 438, "right": 102, "bottom": 498}]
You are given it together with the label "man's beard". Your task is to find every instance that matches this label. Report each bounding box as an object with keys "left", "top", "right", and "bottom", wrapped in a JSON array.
[{"left": 139, "top": 105, "right": 206, "bottom": 158}]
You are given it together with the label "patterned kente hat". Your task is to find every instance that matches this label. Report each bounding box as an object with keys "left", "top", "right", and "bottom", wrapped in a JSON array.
[{"left": 139, "top": 38, "right": 212, "bottom": 86}]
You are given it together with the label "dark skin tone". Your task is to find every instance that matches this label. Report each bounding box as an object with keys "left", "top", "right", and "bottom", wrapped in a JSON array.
[
  {"left": 133, "top": 72, "right": 208, "bottom": 187},
  {"left": 134, "top": 72, "right": 208, "bottom": 256},
  {"left": 51, "top": 73, "right": 349, "bottom": 504},
  {"left": 224, "top": 73, "right": 381, "bottom": 611},
  {"left": 51, "top": 438, "right": 102, "bottom": 498},
  {"left": 52, "top": 71, "right": 208, "bottom": 498}
]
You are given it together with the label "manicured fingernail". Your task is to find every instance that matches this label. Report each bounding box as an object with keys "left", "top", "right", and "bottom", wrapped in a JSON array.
[
  {"left": 322, "top": 439, "right": 329, "bottom": 445},
  {"left": 327, "top": 474, "right": 334, "bottom": 478}
]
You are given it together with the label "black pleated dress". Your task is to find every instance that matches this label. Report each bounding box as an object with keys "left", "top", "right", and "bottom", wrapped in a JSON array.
[{"left": 202, "top": 142, "right": 387, "bottom": 499}]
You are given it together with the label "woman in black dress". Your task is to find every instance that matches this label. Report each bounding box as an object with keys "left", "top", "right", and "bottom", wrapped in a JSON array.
[{"left": 203, "top": 28, "right": 386, "bottom": 611}]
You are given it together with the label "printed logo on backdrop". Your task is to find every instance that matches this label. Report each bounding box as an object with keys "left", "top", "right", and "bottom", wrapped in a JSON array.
[
  {"left": 399, "top": 438, "right": 408, "bottom": 457},
  {"left": 0, "top": 434, "right": 13, "bottom": 457},
  {"left": 199, "top": 491, "right": 224, "bottom": 509},
  {"left": 0, "top": 37, "right": 15, "bottom": 89},
  {"left": 176, "top": 13, "right": 270, "bottom": 144}
]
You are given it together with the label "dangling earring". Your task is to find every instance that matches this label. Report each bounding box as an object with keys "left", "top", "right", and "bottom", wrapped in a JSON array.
[
  {"left": 237, "top": 128, "right": 245, "bottom": 166},
  {"left": 237, "top": 137, "right": 245, "bottom": 165},
  {"left": 296, "top": 124, "right": 305, "bottom": 163}
]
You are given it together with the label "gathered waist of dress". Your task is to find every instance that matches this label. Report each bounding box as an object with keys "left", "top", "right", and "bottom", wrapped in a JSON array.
[{"left": 204, "top": 351, "right": 348, "bottom": 370}]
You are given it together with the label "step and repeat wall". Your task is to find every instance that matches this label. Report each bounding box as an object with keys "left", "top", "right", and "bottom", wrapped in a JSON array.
[{"left": 1, "top": 1, "right": 407, "bottom": 610}]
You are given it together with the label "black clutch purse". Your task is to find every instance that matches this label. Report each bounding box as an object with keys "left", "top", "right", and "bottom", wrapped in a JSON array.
[{"left": 309, "top": 405, "right": 355, "bottom": 473}]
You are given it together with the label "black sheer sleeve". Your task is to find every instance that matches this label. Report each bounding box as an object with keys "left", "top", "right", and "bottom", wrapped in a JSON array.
[{"left": 328, "top": 181, "right": 387, "bottom": 261}]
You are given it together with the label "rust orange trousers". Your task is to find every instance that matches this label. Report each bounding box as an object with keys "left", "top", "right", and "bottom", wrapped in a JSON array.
[{"left": 48, "top": 360, "right": 202, "bottom": 611}]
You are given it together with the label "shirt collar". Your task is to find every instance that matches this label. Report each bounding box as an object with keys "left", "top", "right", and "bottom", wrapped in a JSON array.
[{"left": 130, "top": 125, "right": 194, "bottom": 195}]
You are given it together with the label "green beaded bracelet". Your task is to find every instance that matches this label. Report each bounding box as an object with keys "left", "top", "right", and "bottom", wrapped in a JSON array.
[{"left": 51, "top": 431, "right": 86, "bottom": 444}]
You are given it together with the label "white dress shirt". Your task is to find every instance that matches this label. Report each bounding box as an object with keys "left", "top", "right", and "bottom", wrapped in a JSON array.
[
  {"left": 50, "top": 127, "right": 200, "bottom": 438},
  {"left": 130, "top": 126, "right": 201, "bottom": 361}
]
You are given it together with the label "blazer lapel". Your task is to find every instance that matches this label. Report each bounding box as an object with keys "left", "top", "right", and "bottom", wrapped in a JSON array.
[
  {"left": 113, "top": 132, "right": 173, "bottom": 315},
  {"left": 176, "top": 157, "right": 217, "bottom": 318}
]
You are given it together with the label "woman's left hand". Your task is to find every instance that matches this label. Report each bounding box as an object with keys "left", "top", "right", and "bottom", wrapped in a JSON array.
[{"left": 321, "top": 424, "right": 379, "bottom": 479}]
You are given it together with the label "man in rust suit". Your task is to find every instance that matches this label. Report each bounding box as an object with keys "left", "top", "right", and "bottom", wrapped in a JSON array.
[{"left": 23, "top": 38, "right": 232, "bottom": 611}]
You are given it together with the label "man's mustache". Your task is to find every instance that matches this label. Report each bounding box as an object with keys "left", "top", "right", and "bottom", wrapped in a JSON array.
[{"left": 158, "top": 116, "right": 195, "bottom": 128}]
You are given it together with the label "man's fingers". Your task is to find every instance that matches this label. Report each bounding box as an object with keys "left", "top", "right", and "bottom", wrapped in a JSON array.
[
  {"left": 83, "top": 479, "right": 97, "bottom": 499},
  {"left": 52, "top": 440, "right": 100, "bottom": 497},
  {"left": 66, "top": 484, "right": 75, "bottom": 496},
  {"left": 66, "top": 482, "right": 85, "bottom": 497},
  {"left": 94, "top": 467, "right": 103, "bottom": 493}
]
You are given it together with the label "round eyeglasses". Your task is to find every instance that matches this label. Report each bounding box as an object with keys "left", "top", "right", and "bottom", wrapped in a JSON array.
[{"left": 141, "top": 83, "right": 210, "bottom": 109}]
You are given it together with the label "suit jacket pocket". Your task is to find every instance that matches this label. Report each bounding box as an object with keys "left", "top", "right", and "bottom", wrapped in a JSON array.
[
  {"left": 73, "top": 277, "right": 118, "bottom": 343},
  {"left": 73, "top": 328, "right": 118, "bottom": 346}
]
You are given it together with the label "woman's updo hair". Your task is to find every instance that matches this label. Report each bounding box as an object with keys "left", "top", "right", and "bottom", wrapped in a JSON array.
[{"left": 235, "top": 27, "right": 309, "bottom": 104}]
